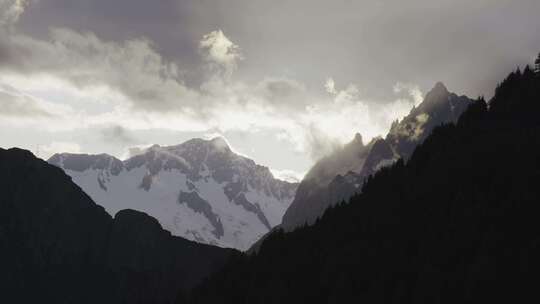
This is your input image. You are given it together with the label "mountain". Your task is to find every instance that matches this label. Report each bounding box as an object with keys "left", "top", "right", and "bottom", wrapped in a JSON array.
[
  {"left": 48, "top": 137, "right": 298, "bottom": 251},
  {"left": 279, "top": 133, "right": 373, "bottom": 231},
  {"left": 189, "top": 66, "right": 540, "bottom": 303},
  {"left": 280, "top": 82, "right": 472, "bottom": 230},
  {"left": 0, "top": 147, "right": 235, "bottom": 304}
]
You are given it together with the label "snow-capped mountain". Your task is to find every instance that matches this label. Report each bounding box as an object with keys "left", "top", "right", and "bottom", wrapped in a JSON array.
[
  {"left": 280, "top": 82, "right": 472, "bottom": 230},
  {"left": 48, "top": 137, "right": 298, "bottom": 251}
]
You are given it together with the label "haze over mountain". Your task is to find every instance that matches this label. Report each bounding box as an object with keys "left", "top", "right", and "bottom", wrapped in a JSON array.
[
  {"left": 281, "top": 82, "right": 472, "bottom": 230},
  {"left": 49, "top": 137, "right": 298, "bottom": 250}
]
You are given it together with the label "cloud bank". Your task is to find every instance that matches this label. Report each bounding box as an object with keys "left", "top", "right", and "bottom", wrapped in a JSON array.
[
  {"left": 0, "top": 1, "right": 437, "bottom": 174},
  {"left": 0, "top": 0, "right": 28, "bottom": 27}
]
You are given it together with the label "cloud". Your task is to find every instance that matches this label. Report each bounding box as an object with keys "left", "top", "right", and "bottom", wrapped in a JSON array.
[
  {"left": 0, "top": 0, "right": 28, "bottom": 27},
  {"left": 202, "top": 132, "right": 253, "bottom": 159},
  {"left": 394, "top": 82, "right": 424, "bottom": 107},
  {"left": 324, "top": 77, "right": 337, "bottom": 94},
  {"left": 255, "top": 77, "right": 308, "bottom": 109},
  {"left": 389, "top": 113, "right": 430, "bottom": 141},
  {"left": 0, "top": 84, "right": 54, "bottom": 118},
  {"left": 286, "top": 79, "right": 426, "bottom": 161},
  {"left": 0, "top": 3, "right": 427, "bottom": 172},
  {"left": 38, "top": 141, "right": 81, "bottom": 159},
  {"left": 412, "top": 113, "right": 430, "bottom": 140},
  {"left": 193, "top": 76, "right": 423, "bottom": 162},
  {"left": 0, "top": 22, "right": 422, "bottom": 164},
  {"left": 270, "top": 168, "right": 305, "bottom": 183},
  {"left": 118, "top": 144, "right": 156, "bottom": 160},
  {"left": 101, "top": 125, "right": 137, "bottom": 145},
  {"left": 199, "top": 30, "right": 243, "bottom": 77},
  {"left": 0, "top": 27, "right": 199, "bottom": 113},
  {"left": 13, "top": 0, "right": 540, "bottom": 103},
  {"left": 302, "top": 124, "right": 342, "bottom": 161}
]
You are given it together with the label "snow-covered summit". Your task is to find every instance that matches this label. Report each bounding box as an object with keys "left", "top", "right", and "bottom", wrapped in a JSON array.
[{"left": 49, "top": 137, "right": 298, "bottom": 250}]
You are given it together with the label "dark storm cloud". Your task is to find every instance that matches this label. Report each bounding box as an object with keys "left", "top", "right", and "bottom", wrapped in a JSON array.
[
  {"left": 15, "top": 0, "right": 540, "bottom": 100},
  {"left": 0, "top": 27, "right": 200, "bottom": 113},
  {"left": 16, "top": 0, "right": 216, "bottom": 85}
]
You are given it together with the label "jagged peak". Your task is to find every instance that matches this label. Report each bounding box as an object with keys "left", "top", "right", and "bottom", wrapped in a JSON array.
[
  {"left": 433, "top": 81, "right": 449, "bottom": 93},
  {"left": 342, "top": 133, "right": 364, "bottom": 151},
  {"left": 352, "top": 133, "right": 364, "bottom": 146},
  {"left": 410, "top": 82, "right": 456, "bottom": 114},
  {"left": 48, "top": 152, "right": 123, "bottom": 173},
  {"left": 422, "top": 82, "right": 449, "bottom": 103}
]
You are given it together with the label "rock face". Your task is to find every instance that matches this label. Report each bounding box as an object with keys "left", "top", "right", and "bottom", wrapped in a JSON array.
[
  {"left": 280, "top": 133, "right": 373, "bottom": 231},
  {"left": 0, "top": 147, "right": 234, "bottom": 304},
  {"left": 48, "top": 137, "right": 298, "bottom": 250},
  {"left": 281, "top": 82, "right": 472, "bottom": 230}
]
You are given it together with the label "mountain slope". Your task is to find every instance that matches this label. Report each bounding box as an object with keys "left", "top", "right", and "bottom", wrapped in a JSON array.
[
  {"left": 48, "top": 137, "right": 298, "bottom": 250},
  {"left": 0, "top": 147, "right": 234, "bottom": 304},
  {"left": 281, "top": 82, "right": 471, "bottom": 230},
  {"left": 190, "top": 67, "right": 540, "bottom": 303},
  {"left": 280, "top": 133, "right": 373, "bottom": 231}
]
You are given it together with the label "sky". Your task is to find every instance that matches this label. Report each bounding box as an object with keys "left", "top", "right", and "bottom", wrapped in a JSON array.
[{"left": 1, "top": 0, "right": 539, "bottom": 180}]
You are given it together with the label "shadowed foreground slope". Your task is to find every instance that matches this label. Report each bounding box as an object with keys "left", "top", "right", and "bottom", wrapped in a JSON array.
[
  {"left": 0, "top": 148, "right": 235, "bottom": 304},
  {"left": 190, "top": 67, "right": 540, "bottom": 303}
]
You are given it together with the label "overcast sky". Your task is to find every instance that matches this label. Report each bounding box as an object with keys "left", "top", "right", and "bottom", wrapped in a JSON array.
[{"left": 1, "top": 0, "right": 539, "bottom": 180}]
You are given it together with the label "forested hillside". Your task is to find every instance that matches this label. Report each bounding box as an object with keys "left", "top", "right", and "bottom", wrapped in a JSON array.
[{"left": 189, "top": 66, "right": 540, "bottom": 303}]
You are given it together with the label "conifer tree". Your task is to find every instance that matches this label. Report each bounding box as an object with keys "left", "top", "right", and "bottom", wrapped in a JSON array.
[{"left": 535, "top": 52, "right": 540, "bottom": 73}]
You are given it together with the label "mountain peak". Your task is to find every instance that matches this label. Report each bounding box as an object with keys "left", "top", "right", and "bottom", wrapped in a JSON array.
[
  {"left": 48, "top": 152, "right": 123, "bottom": 174},
  {"left": 425, "top": 82, "right": 449, "bottom": 99},
  {"left": 353, "top": 133, "right": 364, "bottom": 145},
  {"left": 48, "top": 136, "right": 298, "bottom": 250},
  {"left": 178, "top": 137, "right": 230, "bottom": 150},
  {"left": 433, "top": 81, "right": 448, "bottom": 93},
  {"left": 210, "top": 136, "right": 230, "bottom": 150}
]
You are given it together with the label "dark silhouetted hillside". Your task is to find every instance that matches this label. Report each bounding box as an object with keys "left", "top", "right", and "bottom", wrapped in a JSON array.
[
  {"left": 0, "top": 148, "right": 235, "bottom": 304},
  {"left": 189, "top": 66, "right": 540, "bottom": 303}
]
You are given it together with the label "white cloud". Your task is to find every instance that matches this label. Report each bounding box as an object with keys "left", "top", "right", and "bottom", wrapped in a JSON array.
[
  {"left": 412, "top": 113, "right": 430, "bottom": 140},
  {"left": 0, "top": 0, "right": 28, "bottom": 27},
  {"left": 202, "top": 132, "right": 254, "bottom": 159},
  {"left": 0, "top": 27, "right": 198, "bottom": 113},
  {"left": 120, "top": 144, "right": 154, "bottom": 160},
  {"left": 388, "top": 113, "right": 430, "bottom": 141},
  {"left": 393, "top": 82, "right": 424, "bottom": 106},
  {"left": 38, "top": 141, "right": 81, "bottom": 159},
  {"left": 199, "top": 30, "right": 243, "bottom": 77},
  {"left": 270, "top": 168, "right": 305, "bottom": 183},
  {"left": 324, "top": 77, "right": 337, "bottom": 94},
  {"left": 0, "top": 83, "right": 54, "bottom": 118}
]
